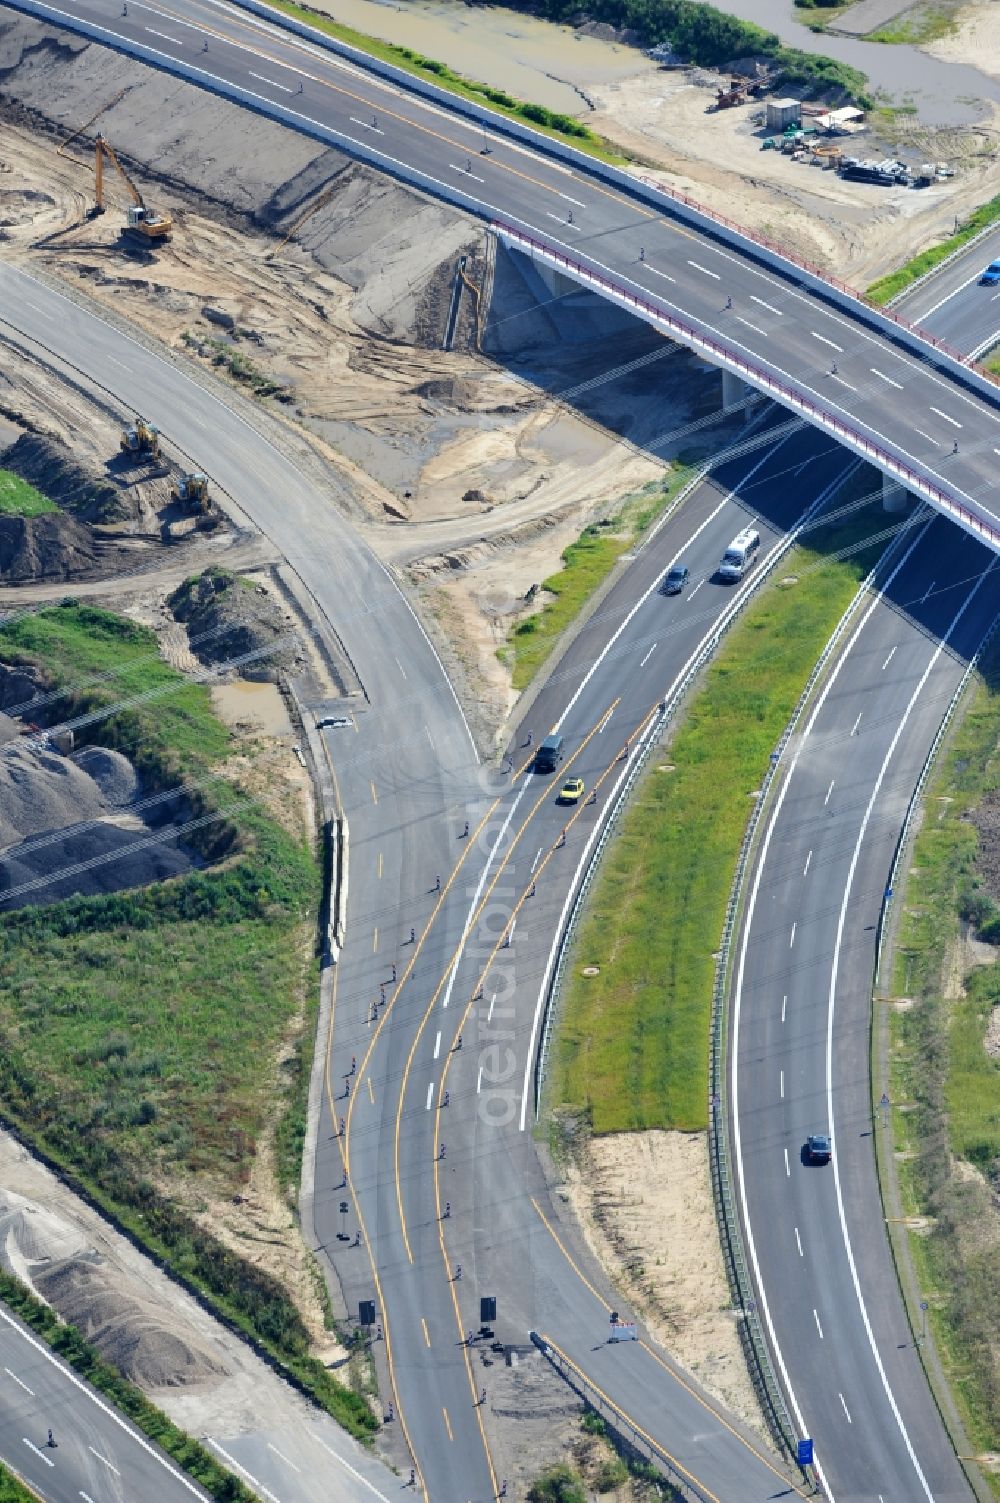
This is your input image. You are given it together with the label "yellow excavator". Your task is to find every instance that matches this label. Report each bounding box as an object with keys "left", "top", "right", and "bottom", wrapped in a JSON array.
[
  {"left": 93, "top": 133, "right": 172, "bottom": 245},
  {"left": 172, "top": 472, "right": 210, "bottom": 513},
  {"left": 120, "top": 417, "right": 161, "bottom": 459}
]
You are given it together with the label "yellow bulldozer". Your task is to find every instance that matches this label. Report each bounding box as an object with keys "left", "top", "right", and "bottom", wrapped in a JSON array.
[
  {"left": 93, "top": 134, "right": 172, "bottom": 245},
  {"left": 172, "top": 472, "right": 210, "bottom": 513},
  {"left": 120, "top": 416, "right": 161, "bottom": 459}
]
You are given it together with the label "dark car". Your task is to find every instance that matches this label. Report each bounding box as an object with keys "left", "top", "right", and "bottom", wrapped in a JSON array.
[
  {"left": 980, "top": 259, "right": 1000, "bottom": 286},
  {"left": 661, "top": 565, "right": 690, "bottom": 595},
  {"left": 805, "top": 1133, "right": 832, "bottom": 1165},
  {"left": 317, "top": 715, "right": 351, "bottom": 730}
]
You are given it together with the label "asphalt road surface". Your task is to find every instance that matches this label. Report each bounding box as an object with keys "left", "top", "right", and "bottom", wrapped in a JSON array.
[{"left": 11, "top": 0, "right": 1000, "bottom": 540}]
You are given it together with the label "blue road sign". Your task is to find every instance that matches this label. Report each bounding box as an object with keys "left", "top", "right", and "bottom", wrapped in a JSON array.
[{"left": 797, "top": 1438, "right": 814, "bottom": 1467}]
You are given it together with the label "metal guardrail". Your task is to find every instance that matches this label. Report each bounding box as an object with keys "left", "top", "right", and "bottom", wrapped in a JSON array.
[{"left": 496, "top": 224, "right": 1000, "bottom": 554}]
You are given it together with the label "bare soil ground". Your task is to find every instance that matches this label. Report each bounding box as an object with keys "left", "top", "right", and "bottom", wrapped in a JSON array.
[{"left": 925, "top": 0, "right": 1000, "bottom": 79}]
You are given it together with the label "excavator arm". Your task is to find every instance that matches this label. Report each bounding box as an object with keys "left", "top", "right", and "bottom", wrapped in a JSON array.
[{"left": 93, "top": 134, "right": 171, "bottom": 242}]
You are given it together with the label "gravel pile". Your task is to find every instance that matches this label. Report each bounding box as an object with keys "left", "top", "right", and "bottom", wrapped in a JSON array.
[
  {"left": 71, "top": 745, "right": 141, "bottom": 806},
  {"left": 0, "top": 820, "right": 193, "bottom": 911},
  {"left": 0, "top": 742, "right": 109, "bottom": 847}
]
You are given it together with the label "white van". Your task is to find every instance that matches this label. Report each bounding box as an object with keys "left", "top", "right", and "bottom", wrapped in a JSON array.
[{"left": 716, "top": 526, "right": 761, "bottom": 583}]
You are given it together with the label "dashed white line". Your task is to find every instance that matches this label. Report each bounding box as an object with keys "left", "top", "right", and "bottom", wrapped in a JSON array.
[
  {"left": 639, "top": 643, "right": 657, "bottom": 667},
  {"left": 433, "top": 1030, "right": 441, "bottom": 1060},
  {"left": 530, "top": 847, "right": 542, "bottom": 874},
  {"left": 824, "top": 780, "right": 835, "bottom": 806},
  {"left": 145, "top": 25, "right": 179, "bottom": 41},
  {"left": 871, "top": 368, "right": 903, "bottom": 390},
  {"left": 89, "top": 1446, "right": 120, "bottom": 1475},
  {"left": 882, "top": 646, "right": 896, "bottom": 670},
  {"left": 267, "top": 1443, "right": 301, "bottom": 1473},
  {"left": 546, "top": 213, "right": 577, "bottom": 229},
  {"left": 647, "top": 266, "right": 675, "bottom": 284},
  {"left": 349, "top": 116, "right": 384, "bottom": 135},
  {"left": 477, "top": 1066, "right": 483, "bottom": 1094},
  {"left": 803, "top": 850, "right": 812, "bottom": 877},
  {"left": 789, "top": 923, "right": 796, "bottom": 949},
  {"left": 487, "top": 990, "right": 496, "bottom": 1021},
  {"left": 688, "top": 578, "right": 705, "bottom": 602},
  {"left": 207, "top": 1439, "right": 282, "bottom": 1503},
  {"left": 425, "top": 1081, "right": 434, "bottom": 1110},
  {"left": 81, "top": 1492, "right": 98, "bottom": 1503},
  {"left": 779, "top": 1069, "right": 785, "bottom": 1099},
  {"left": 930, "top": 405, "right": 962, "bottom": 429},
  {"left": 811, "top": 331, "right": 843, "bottom": 352},
  {"left": 598, "top": 704, "right": 615, "bottom": 733},
  {"left": 913, "top": 427, "right": 937, "bottom": 443},
  {"left": 395, "top": 656, "right": 407, "bottom": 681},
  {"left": 831, "top": 373, "right": 859, "bottom": 392},
  {"left": 448, "top": 162, "right": 485, "bottom": 183},
  {"left": 784, "top": 1147, "right": 790, "bottom": 1177},
  {"left": 813, "top": 1309, "right": 825, "bottom": 1339},
  {"left": 687, "top": 259, "right": 720, "bottom": 279},
  {"left": 5, "top": 1368, "right": 33, "bottom": 1396},
  {"left": 839, "top": 1392, "right": 853, "bottom": 1423},
  {"left": 558, "top": 192, "right": 586, "bottom": 207},
  {"left": 248, "top": 70, "right": 294, "bottom": 92},
  {"left": 851, "top": 712, "right": 862, "bottom": 735},
  {"left": 735, "top": 316, "right": 768, "bottom": 337},
  {"left": 23, "top": 1438, "right": 53, "bottom": 1466},
  {"left": 794, "top": 1226, "right": 803, "bottom": 1257},
  {"left": 781, "top": 994, "right": 787, "bottom": 1023},
  {"left": 750, "top": 294, "right": 782, "bottom": 315},
  {"left": 21, "top": 300, "right": 52, "bottom": 320}
]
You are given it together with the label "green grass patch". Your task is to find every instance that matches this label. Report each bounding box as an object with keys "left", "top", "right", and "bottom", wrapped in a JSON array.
[
  {"left": 0, "top": 604, "right": 375, "bottom": 1440},
  {"left": 257, "top": 0, "right": 623, "bottom": 163},
  {"left": 888, "top": 635, "right": 1000, "bottom": 1467},
  {"left": 0, "top": 470, "right": 59, "bottom": 518},
  {"left": 867, "top": 1, "right": 955, "bottom": 44},
  {"left": 549, "top": 496, "right": 887, "bottom": 1133},
  {"left": 867, "top": 192, "right": 1000, "bottom": 305},
  {"left": 0, "top": 1267, "right": 256, "bottom": 1501},
  {"left": 0, "top": 1466, "right": 39, "bottom": 1503},
  {"left": 503, "top": 469, "right": 694, "bottom": 692}
]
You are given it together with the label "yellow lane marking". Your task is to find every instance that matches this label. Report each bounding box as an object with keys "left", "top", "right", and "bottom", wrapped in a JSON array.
[
  {"left": 370, "top": 780, "right": 378, "bottom": 805},
  {"left": 442, "top": 1407, "right": 453, "bottom": 1442},
  {"left": 367, "top": 1075, "right": 375, "bottom": 1105},
  {"left": 393, "top": 700, "right": 619, "bottom": 1263},
  {"left": 421, "top": 1318, "right": 431, "bottom": 1348},
  {"left": 530, "top": 1198, "right": 809, "bottom": 1497},
  {"left": 539, "top": 1333, "right": 722, "bottom": 1503}
]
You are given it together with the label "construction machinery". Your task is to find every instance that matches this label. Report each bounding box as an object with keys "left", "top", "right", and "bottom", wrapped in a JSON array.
[
  {"left": 120, "top": 417, "right": 161, "bottom": 459},
  {"left": 93, "top": 133, "right": 172, "bottom": 244},
  {"left": 714, "top": 78, "right": 748, "bottom": 110},
  {"left": 172, "top": 472, "right": 210, "bottom": 513}
]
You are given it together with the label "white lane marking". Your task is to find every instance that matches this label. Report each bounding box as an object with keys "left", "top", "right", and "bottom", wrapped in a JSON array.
[
  {"left": 871, "top": 368, "right": 903, "bottom": 390},
  {"left": 395, "top": 656, "right": 407, "bottom": 680},
  {"left": 559, "top": 192, "right": 586, "bottom": 207},
  {"left": 687, "top": 578, "right": 705, "bottom": 601},
  {"left": 144, "top": 25, "right": 179, "bottom": 41},
  {"left": 425, "top": 725, "right": 435, "bottom": 751},
  {"left": 831, "top": 373, "right": 859, "bottom": 392},
  {"left": 795, "top": 1227, "right": 803, "bottom": 1257},
  {"left": 313, "top": 1433, "right": 394, "bottom": 1501},
  {"left": 851, "top": 712, "right": 862, "bottom": 735},
  {"left": 88, "top": 1447, "right": 120, "bottom": 1475},
  {"left": 811, "top": 331, "right": 843, "bottom": 352},
  {"left": 648, "top": 265, "right": 675, "bottom": 284},
  {"left": 248, "top": 70, "right": 294, "bottom": 92},
  {"left": 546, "top": 212, "right": 577, "bottom": 229},
  {"left": 448, "top": 162, "right": 485, "bottom": 183},
  {"left": 750, "top": 294, "right": 782, "bottom": 315},
  {"left": 730, "top": 516, "right": 934, "bottom": 1503},
  {"left": 824, "top": 561, "right": 993, "bottom": 1503},
  {"left": 784, "top": 1147, "right": 790, "bottom": 1177},
  {"left": 268, "top": 1443, "right": 301, "bottom": 1473},
  {"left": 22, "top": 1439, "right": 54, "bottom": 1467},
  {"left": 207, "top": 1439, "right": 283, "bottom": 1503},
  {"left": 487, "top": 991, "right": 496, "bottom": 1021},
  {"left": 640, "top": 643, "right": 657, "bottom": 667},
  {"left": 840, "top": 1392, "right": 853, "bottom": 1424},
  {"left": 882, "top": 646, "right": 896, "bottom": 670},
  {"left": 913, "top": 427, "right": 937, "bottom": 443},
  {"left": 530, "top": 847, "right": 542, "bottom": 874},
  {"left": 81, "top": 1492, "right": 98, "bottom": 1503},
  {"left": 813, "top": 1309, "right": 825, "bottom": 1339},
  {"left": 735, "top": 316, "right": 768, "bottom": 337},
  {"left": 789, "top": 923, "right": 796, "bottom": 948},
  {"left": 781, "top": 994, "right": 787, "bottom": 1023},
  {"left": 803, "top": 850, "right": 812, "bottom": 877},
  {"left": 425, "top": 1081, "right": 434, "bottom": 1110},
  {"left": 824, "top": 780, "right": 835, "bottom": 805},
  {"left": 687, "top": 259, "right": 721, "bottom": 279},
  {"left": 477, "top": 1066, "right": 483, "bottom": 1094},
  {"left": 349, "top": 116, "right": 384, "bottom": 134},
  {"left": 21, "top": 299, "right": 53, "bottom": 320},
  {"left": 921, "top": 579, "right": 936, "bottom": 603},
  {"left": 779, "top": 1069, "right": 785, "bottom": 1099},
  {"left": 597, "top": 704, "right": 616, "bottom": 733},
  {"left": 930, "top": 405, "right": 962, "bottom": 429},
  {"left": 5, "top": 1368, "right": 33, "bottom": 1395},
  {"left": 433, "top": 1030, "right": 441, "bottom": 1060}
]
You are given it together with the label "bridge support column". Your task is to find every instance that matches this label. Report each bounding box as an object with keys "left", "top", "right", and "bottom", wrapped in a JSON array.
[
  {"left": 531, "top": 261, "right": 581, "bottom": 301},
  {"left": 721, "top": 369, "right": 752, "bottom": 417},
  {"left": 882, "top": 476, "right": 910, "bottom": 514}
]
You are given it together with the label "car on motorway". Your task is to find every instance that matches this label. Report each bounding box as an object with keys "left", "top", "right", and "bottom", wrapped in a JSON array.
[
  {"left": 980, "top": 259, "right": 1000, "bottom": 285},
  {"left": 715, "top": 526, "right": 760, "bottom": 583},
  {"left": 805, "top": 1132, "right": 832, "bottom": 1165},
  {"left": 661, "top": 564, "right": 690, "bottom": 595},
  {"left": 557, "top": 777, "right": 585, "bottom": 805},
  {"left": 316, "top": 715, "right": 351, "bottom": 730}
]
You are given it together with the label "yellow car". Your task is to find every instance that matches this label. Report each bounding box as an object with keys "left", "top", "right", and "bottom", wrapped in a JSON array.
[{"left": 558, "top": 777, "right": 585, "bottom": 805}]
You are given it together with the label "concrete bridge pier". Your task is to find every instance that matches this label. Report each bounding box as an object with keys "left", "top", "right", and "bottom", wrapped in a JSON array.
[
  {"left": 882, "top": 476, "right": 911, "bottom": 513},
  {"left": 721, "top": 368, "right": 753, "bottom": 418}
]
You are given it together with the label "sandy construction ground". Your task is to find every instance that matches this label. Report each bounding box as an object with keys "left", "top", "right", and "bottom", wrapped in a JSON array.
[{"left": 925, "top": 0, "right": 1000, "bottom": 78}]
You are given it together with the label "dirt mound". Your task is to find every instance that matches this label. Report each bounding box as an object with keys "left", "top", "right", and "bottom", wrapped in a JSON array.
[
  {"left": 169, "top": 567, "right": 302, "bottom": 682},
  {"left": 0, "top": 1190, "right": 87, "bottom": 1267},
  {"left": 0, "top": 511, "right": 100, "bottom": 581},
  {"left": 0, "top": 817, "right": 194, "bottom": 910},
  {"left": 1, "top": 431, "right": 127, "bottom": 522}
]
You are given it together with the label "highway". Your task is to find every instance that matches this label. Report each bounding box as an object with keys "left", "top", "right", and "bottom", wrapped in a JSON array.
[
  {"left": 10, "top": 0, "right": 1000, "bottom": 542},
  {"left": 0, "top": 5, "right": 997, "bottom": 1496}
]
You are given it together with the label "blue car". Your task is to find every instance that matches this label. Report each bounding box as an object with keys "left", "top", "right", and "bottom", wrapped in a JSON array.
[{"left": 980, "top": 259, "right": 1000, "bottom": 285}]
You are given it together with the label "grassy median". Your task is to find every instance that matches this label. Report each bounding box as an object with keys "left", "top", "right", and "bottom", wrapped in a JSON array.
[
  {"left": 867, "top": 192, "right": 1000, "bottom": 306},
  {"left": 549, "top": 494, "right": 887, "bottom": 1133},
  {"left": 887, "top": 636, "right": 1000, "bottom": 1479}
]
